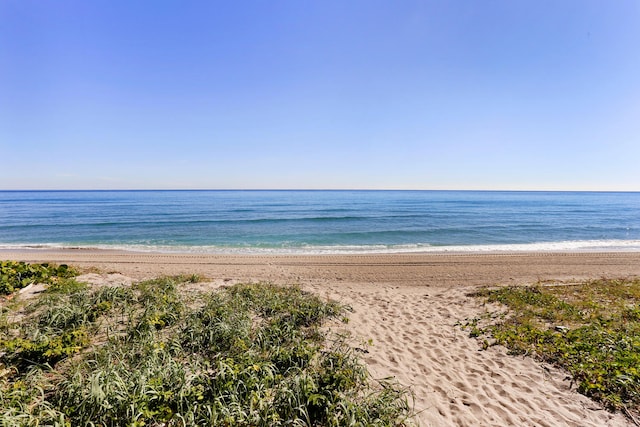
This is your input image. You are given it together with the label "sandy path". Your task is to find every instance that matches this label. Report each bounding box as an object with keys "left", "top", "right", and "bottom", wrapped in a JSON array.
[
  {"left": 306, "top": 282, "right": 630, "bottom": 426},
  {"left": 4, "top": 250, "right": 640, "bottom": 426}
]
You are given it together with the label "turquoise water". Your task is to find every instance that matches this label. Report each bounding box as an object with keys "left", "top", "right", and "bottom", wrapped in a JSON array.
[{"left": 0, "top": 190, "right": 639, "bottom": 254}]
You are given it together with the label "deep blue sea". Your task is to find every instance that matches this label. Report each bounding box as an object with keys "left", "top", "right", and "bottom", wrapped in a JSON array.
[{"left": 1, "top": 190, "right": 639, "bottom": 254}]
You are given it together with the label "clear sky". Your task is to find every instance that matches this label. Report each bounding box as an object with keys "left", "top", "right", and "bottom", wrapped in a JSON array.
[{"left": 1, "top": 1, "right": 639, "bottom": 191}]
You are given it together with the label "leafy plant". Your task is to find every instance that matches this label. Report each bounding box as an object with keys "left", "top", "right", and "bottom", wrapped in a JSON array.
[{"left": 0, "top": 260, "right": 78, "bottom": 295}]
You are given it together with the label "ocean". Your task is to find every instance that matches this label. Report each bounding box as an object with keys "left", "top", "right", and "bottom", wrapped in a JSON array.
[{"left": 0, "top": 190, "right": 639, "bottom": 254}]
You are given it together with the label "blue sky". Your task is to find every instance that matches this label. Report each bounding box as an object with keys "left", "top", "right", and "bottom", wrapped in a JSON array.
[{"left": 1, "top": 1, "right": 639, "bottom": 190}]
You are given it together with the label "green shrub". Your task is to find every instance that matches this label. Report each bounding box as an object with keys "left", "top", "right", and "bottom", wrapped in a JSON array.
[{"left": 0, "top": 260, "right": 79, "bottom": 295}]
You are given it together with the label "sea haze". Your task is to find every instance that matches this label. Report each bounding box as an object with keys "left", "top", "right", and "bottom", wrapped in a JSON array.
[{"left": 0, "top": 190, "right": 639, "bottom": 254}]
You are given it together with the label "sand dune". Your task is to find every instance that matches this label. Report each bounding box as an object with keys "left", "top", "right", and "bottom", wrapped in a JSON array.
[{"left": 4, "top": 249, "right": 640, "bottom": 426}]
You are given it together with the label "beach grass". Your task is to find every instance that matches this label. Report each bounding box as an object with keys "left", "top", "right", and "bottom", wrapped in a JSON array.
[
  {"left": 466, "top": 278, "right": 640, "bottom": 420},
  {"left": 0, "top": 262, "right": 413, "bottom": 426}
]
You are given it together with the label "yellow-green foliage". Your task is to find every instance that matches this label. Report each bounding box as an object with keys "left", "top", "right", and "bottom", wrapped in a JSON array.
[{"left": 0, "top": 260, "right": 78, "bottom": 295}]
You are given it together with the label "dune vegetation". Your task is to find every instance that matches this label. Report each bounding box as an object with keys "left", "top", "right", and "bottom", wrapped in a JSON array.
[
  {"left": 0, "top": 262, "right": 413, "bottom": 426},
  {"left": 466, "top": 278, "right": 640, "bottom": 421}
]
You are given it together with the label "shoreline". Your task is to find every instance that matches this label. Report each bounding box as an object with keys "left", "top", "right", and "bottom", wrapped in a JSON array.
[
  {"left": 3, "top": 249, "right": 639, "bottom": 425},
  {"left": 2, "top": 238, "right": 640, "bottom": 256}
]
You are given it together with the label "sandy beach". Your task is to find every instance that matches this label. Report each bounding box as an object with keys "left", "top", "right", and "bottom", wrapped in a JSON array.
[{"left": 4, "top": 249, "right": 640, "bottom": 426}]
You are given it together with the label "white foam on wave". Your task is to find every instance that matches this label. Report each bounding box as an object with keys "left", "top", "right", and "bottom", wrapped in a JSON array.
[{"left": 2, "top": 240, "right": 640, "bottom": 255}]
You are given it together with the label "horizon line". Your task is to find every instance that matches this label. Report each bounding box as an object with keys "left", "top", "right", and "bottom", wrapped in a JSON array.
[{"left": 1, "top": 188, "right": 639, "bottom": 193}]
